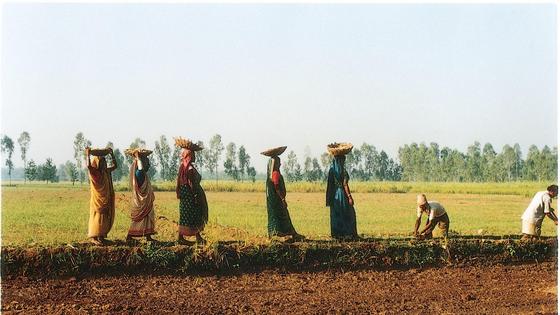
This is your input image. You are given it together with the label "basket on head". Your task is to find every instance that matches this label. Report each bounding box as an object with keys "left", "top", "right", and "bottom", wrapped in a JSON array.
[
  {"left": 260, "top": 146, "right": 287, "bottom": 157},
  {"left": 327, "top": 142, "right": 353, "bottom": 156},
  {"left": 88, "top": 148, "right": 111, "bottom": 157},
  {"left": 174, "top": 137, "right": 203, "bottom": 151},
  {"left": 124, "top": 148, "right": 153, "bottom": 157}
]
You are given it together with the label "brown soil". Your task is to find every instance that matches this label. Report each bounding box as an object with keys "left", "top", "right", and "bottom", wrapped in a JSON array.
[{"left": 2, "top": 262, "right": 557, "bottom": 314}]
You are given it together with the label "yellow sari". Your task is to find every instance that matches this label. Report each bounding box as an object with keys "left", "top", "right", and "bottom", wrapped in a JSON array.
[{"left": 87, "top": 157, "right": 115, "bottom": 238}]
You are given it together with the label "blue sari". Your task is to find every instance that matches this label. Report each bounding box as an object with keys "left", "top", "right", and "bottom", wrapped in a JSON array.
[{"left": 326, "top": 158, "right": 358, "bottom": 239}]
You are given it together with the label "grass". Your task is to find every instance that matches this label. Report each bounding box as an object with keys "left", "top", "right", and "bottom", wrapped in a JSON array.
[
  {"left": 2, "top": 182, "right": 557, "bottom": 246},
  {"left": 3, "top": 180, "right": 552, "bottom": 196}
]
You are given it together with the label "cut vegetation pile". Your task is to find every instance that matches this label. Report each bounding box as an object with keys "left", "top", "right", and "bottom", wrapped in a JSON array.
[{"left": 2, "top": 237, "right": 556, "bottom": 278}]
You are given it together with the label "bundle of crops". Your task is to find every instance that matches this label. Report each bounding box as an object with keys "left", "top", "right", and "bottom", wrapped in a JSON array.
[
  {"left": 327, "top": 142, "right": 353, "bottom": 156},
  {"left": 88, "top": 148, "right": 111, "bottom": 156},
  {"left": 260, "top": 146, "right": 287, "bottom": 157},
  {"left": 124, "top": 148, "right": 153, "bottom": 157},
  {"left": 174, "top": 137, "right": 203, "bottom": 151}
]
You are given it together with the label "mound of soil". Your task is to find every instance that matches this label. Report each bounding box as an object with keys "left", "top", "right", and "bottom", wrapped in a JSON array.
[
  {"left": 2, "top": 238, "right": 556, "bottom": 278},
  {"left": 2, "top": 262, "right": 556, "bottom": 314}
]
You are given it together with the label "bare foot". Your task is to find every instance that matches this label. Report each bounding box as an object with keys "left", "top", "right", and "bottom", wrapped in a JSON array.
[
  {"left": 196, "top": 234, "right": 207, "bottom": 245},
  {"left": 177, "top": 237, "right": 190, "bottom": 245},
  {"left": 291, "top": 233, "right": 306, "bottom": 242},
  {"left": 90, "top": 237, "right": 103, "bottom": 246}
]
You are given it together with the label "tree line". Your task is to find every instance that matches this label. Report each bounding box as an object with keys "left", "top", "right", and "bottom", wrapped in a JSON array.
[
  {"left": 398, "top": 142, "right": 557, "bottom": 182},
  {"left": 1, "top": 131, "right": 557, "bottom": 184},
  {"left": 0, "top": 132, "right": 260, "bottom": 184}
]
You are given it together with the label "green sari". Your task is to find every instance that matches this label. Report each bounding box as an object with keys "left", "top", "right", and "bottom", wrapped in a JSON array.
[{"left": 266, "top": 158, "right": 296, "bottom": 237}]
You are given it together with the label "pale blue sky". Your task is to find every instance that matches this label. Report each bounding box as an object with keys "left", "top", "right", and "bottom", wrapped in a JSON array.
[{"left": 1, "top": 4, "right": 557, "bottom": 170}]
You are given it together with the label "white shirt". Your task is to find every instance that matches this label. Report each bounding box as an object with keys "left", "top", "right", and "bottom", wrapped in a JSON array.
[
  {"left": 417, "top": 201, "right": 446, "bottom": 221},
  {"left": 521, "top": 191, "right": 553, "bottom": 223}
]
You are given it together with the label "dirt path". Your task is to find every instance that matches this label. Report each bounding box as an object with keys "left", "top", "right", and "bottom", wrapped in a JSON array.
[{"left": 2, "top": 262, "right": 557, "bottom": 314}]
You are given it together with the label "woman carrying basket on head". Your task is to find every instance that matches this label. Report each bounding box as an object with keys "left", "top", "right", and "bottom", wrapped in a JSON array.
[
  {"left": 126, "top": 148, "right": 157, "bottom": 243},
  {"left": 326, "top": 143, "right": 358, "bottom": 240},
  {"left": 175, "top": 137, "right": 208, "bottom": 245},
  {"left": 86, "top": 147, "right": 117, "bottom": 246},
  {"left": 262, "top": 146, "right": 305, "bottom": 242}
]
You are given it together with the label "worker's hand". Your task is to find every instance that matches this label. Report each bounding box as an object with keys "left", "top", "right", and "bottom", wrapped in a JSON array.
[
  {"left": 555, "top": 220, "right": 558, "bottom": 226},
  {"left": 348, "top": 196, "right": 354, "bottom": 206},
  {"left": 413, "top": 231, "right": 418, "bottom": 237},
  {"left": 85, "top": 147, "right": 91, "bottom": 155},
  {"left": 282, "top": 199, "right": 287, "bottom": 209}
]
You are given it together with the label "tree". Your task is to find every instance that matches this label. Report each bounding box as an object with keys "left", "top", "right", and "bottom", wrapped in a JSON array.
[
  {"left": 224, "top": 142, "right": 239, "bottom": 181},
  {"left": 238, "top": 145, "right": 250, "bottom": 182},
  {"left": 39, "top": 158, "right": 58, "bottom": 183},
  {"left": 387, "top": 159, "right": 402, "bottom": 181},
  {"left": 513, "top": 143, "right": 524, "bottom": 180},
  {"left": 360, "top": 143, "right": 378, "bottom": 181},
  {"left": 25, "top": 159, "right": 37, "bottom": 181},
  {"left": 17, "top": 131, "right": 31, "bottom": 184},
  {"left": 346, "top": 148, "right": 364, "bottom": 180},
  {"left": 154, "top": 136, "right": 173, "bottom": 181},
  {"left": 206, "top": 134, "right": 224, "bottom": 182},
  {"left": 283, "top": 150, "right": 302, "bottom": 182},
  {"left": 113, "top": 148, "right": 126, "bottom": 182},
  {"left": 320, "top": 152, "right": 332, "bottom": 181},
  {"left": 311, "top": 158, "right": 323, "bottom": 181},
  {"left": 57, "top": 163, "right": 67, "bottom": 181},
  {"left": 523, "top": 145, "right": 539, "bottom": 181},
  {"left": 169, "top": 145, "right": 181, "bottom": 181},
  {"left": 73, "top": 132, "right": 91, "bottom": 184},
  {"left": 497, "top": 145, "right": 517, "bottom": 181},
  {"left": 482, "top": 143, "right": 498, "bottom": 181},
  {"left": 465, "top": 142, "right": 482, "bottom": 182},
  {"left": 106, "top": 142, "right": 126, "bottom": 182},
  {"left": 247, "top": 166, "right": 257, "bottom": 182},
  {"left": 195, "top": 141, "right": 206, "bottom": 170},
  {"left": 377, "top": 151, "right": 390, "bottom": 181},
  {"left": 303, "top": 156, "right": 313, "bottom": 182},
  {"left": 538, "top": 146, "right": 556, "bottom": 181},
  {"left": 64, "top": 161, "right": 79, "bottom": 185},
  {"left": 1, "top": 135, "right": 15, "bottom": 185}
]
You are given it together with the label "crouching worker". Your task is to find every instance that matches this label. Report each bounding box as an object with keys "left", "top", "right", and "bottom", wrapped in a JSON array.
[
  {"left": 414, "top": 194, "right": 450, "bottom": 239},
  {"left": 521, "top": 184, "right": 558, "bottom": 240}
]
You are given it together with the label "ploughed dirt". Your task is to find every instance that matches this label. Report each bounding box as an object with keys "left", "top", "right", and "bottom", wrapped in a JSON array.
[{"left": 2, "top": 262, "right": 557, "bottom": 314}]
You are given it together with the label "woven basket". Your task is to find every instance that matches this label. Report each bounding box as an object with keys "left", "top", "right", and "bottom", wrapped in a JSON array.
[
  {"left": 89, "top": 148, "right": 111, "bottom": 157},
  {"left": 260, "top": 146, "right": 287, "bottom": 157},
  {"left": 327, "top": 142, "right": 353, "bottom": 156},
  {"left": 124, "top": 148, "right": 153, "bottom": 157},
  {"left": 174, "top": 137, "right": 203, "bottom": 151}
]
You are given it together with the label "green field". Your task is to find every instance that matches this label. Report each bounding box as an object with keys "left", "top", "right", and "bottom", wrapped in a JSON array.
[{"left": 1, "top": 181, "right": 557, "bottom": 246}]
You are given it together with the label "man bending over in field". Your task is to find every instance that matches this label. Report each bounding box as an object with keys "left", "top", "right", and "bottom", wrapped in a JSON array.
[
  {"left": 521, "top": 184, "right": 558, "bottom": 240},
  {"left": 414, "top": 194, "right": 450, "bottom": 239}
]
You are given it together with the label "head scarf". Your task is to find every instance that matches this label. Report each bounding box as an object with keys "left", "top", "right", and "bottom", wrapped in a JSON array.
[
  {"left": 267, "top": 156, "right": 280, "bottom": 179},
  {"left": 178, "top": 148, "right": 193, "bottom": 186},
  {"left": 332, "top": 155, "right": 346, "bottom": 180},
  {"left": 89, "top": 156, "right": 108, "bottom": 182},
  {"left": 91, "top": 156, "right": 102, "bottom": 169}
]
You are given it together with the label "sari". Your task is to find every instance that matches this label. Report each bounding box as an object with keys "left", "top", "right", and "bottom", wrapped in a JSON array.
[
  {"left": 326, "top": 158, "right": 358, "bottom": 238},
  {"left": 128, "top": 159, "right": 156, "bottom": 236},
  {"left": 87, "top": 156, "right": 115, "bottom": 238},
  {"left": 265, "top": 157, "right": 297, "bottom": 237},
  {"left": 176, "top": 149, "right": 208, "bottom": 236}
]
